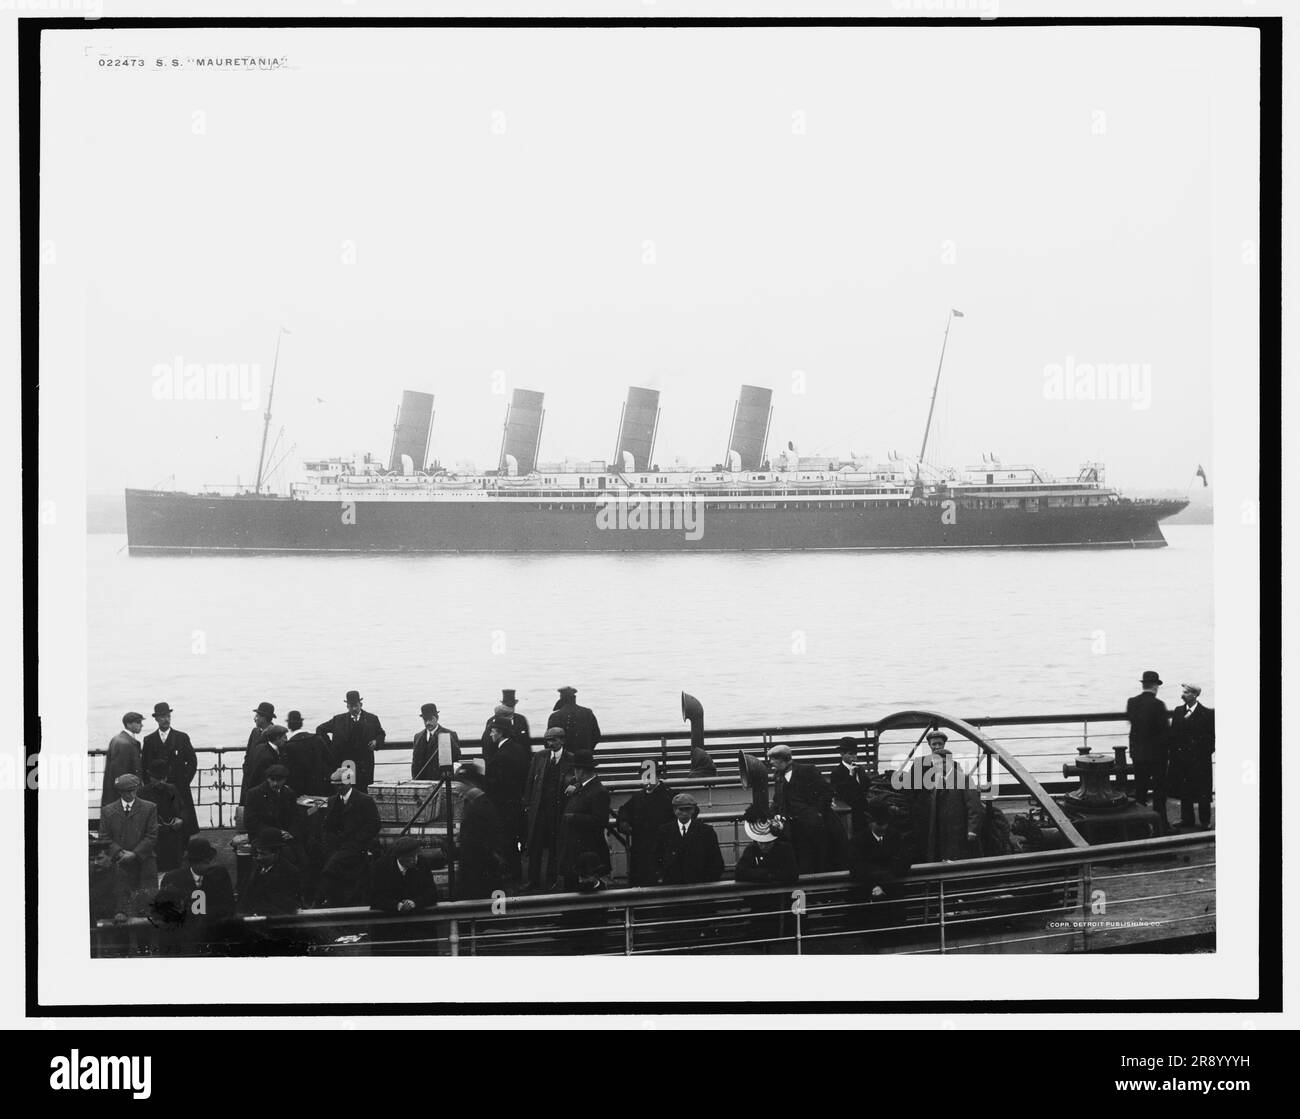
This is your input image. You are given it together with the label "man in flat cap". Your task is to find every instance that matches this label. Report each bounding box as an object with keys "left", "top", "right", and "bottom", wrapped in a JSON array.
[
  {"left": 317, "top": 690, "right": 386, "bottom": 793},
  {"left": 370, "top": 836, "right": 439, "bottom": 913},
  {"left": 317, "top": 766, "right": 382, "bottom": 906},
  {"left": 522, "top": 726, "right": 574, "bottom": 891},
  {"left": 831, "top": 737, "right": 872, "bottom": 836},
  {"left": 1168, "top": 684, "right": 1215, "bottom": 829},
  {"left": 481, "top": 688, "right": 531, "bottom": 766},
  {"left": 769, "top": 744, "right": 840, "bottom": 874},
  {"left": 237, "top": 828, "right": 303, "bottom": 916},
  {"left": 142, "top": 702, "right": 199, "bottom": 840},
  {"left": 547, "top": 686, "right": 601, "bottom": 754},
  {"left": 99, "top": 773, "right": 160, "bottom": 907},
  {"left": 900, "top": 730, "right": 982, "bottom": 862},
  {"left": 412, "top": 703, "right": 460, "bottom": 780},
  {"left": 654, "top": 792, "right": 724, "bottom": 885},
  {"left": 1126, "top": 670, "right": 1171, "bottom": 831},
  {"left": 100, "top": 712, "right": 144, "bottom": 805},
  {"left": 558, "top": 749, "right": 611, "bottom": 891}
]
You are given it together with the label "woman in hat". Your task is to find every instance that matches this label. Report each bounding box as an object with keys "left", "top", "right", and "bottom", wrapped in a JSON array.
[{"left": 734, "top": 806, "right": 798, "bottom": 886}]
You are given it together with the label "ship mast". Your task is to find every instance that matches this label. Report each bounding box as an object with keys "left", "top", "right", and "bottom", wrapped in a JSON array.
[
  {"left": 254, "top": 326, "right": 289, "bottom": 495},
  {"left": 914, "top": 308, "right": 962, "bottom": 492}
]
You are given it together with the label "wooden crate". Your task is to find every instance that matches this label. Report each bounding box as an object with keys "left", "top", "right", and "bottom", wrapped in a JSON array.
[{"left": 369, "top": 781, "right": 440, "bottom": 826}]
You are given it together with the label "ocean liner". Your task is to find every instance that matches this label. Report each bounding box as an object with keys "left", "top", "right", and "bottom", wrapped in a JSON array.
[{"left": 124, "top": 377, "right": 1186, "bottom": 554}]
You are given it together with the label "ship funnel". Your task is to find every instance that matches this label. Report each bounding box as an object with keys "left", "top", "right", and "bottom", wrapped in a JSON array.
[
  {"left": 726, "top": 384, "right": 773, "bottom": 471},
  {"left": 498, "top": 388, "right": 545, "bottom": 475},
  {"left": 613, "top": 386, "right": 661, "bottom": 473},
  {"left": 388, "top": 390, "right": 436, "bottom": 473}
]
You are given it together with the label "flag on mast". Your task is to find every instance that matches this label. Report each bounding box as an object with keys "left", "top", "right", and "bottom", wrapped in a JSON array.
[
  {"left": 952, "top": 309, "right": 965, "bottom": 317},
  {"left": 1195, "top": 464, "right": 1208, "bottom": 487}
]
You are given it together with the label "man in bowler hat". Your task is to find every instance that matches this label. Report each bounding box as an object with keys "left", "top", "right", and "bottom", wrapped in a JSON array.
[
  {"left": 142, "top": 702, "right": 199, "bottom": 839},
  {"left": 317, "top": 690, "right": 386, "bottom": 793},
  {"left": 1126, "top": 670, "right": 1171, "bottom": 831},
  {"left": 412, "top": 702, "right": 460, "bottom": 780}
]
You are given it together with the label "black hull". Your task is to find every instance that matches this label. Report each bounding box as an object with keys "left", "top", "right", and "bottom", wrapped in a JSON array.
[{"left": 124, "top": 490, "right": 1188, "bottom": 554}]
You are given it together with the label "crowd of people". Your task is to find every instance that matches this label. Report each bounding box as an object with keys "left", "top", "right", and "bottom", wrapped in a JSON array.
[{"left": 90, "top": 674, "right": 1214, "bottom": 940}]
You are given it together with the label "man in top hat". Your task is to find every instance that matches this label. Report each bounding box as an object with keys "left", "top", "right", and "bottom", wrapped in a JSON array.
[
  {"left": 831, "top": 737, "right": 872, "bottom": 835},
  {"left": 547, "top": 686, "right": 601, "bottom": 754},
  {"left": 1126, "top": 670, "right": 1171, "bottom": 830},
  {"left": 240, "top": 724, "right": 286, "bottom": 807},
  {"left": 900, "top": 730, "right": 981, "bottom": 863},
  {"left": 522, "top": 726, "right": 575, "bottom": 891},
  {"left": 1168, "top": 683, "right": 1215, "bottom": 830},
  {"left": 237, "top": 827, "right": 303, "bottom": 916},
  {"left": 317, "top": 690, "right": 386, "bottom": 793},
  {"left": 318, "top": 766, "right": 382, "bottom": 907},
  {"left": 412, "top": 703, "right": 461, "bottom": 780},
  {"left": 484, "top": 714, "right": 531, "bottom": 883},
  {"left": 282, "top": 710, "right": 332, "bottom": 797},
  {"left": 616, "top": 760, "right": 676, "bottom": 886},
  {"left": 141, "top": 702, "right": 199, "bottom": 839},
  {"left": 101, "top": 712, "right": 145, "bottom": 805},
  {"left": 768, "top": 744, "right": 841, "bottom": 874},
  {"left": 157, "top": 834, "right": 237, "bottom": 934},
  {"left": 655, "top": 792, "right": 724, "bottom": 885},
  {"left": 243, "top": 763, "right": 300, "bottom": 844},
  {"left": 99, "top": 772, "right": 160, "bottom": 907},
  {"left": 558, "top": 749, "right": 611, "bottom": 890},
  {"left": 370, "top": 837, "right": 439, "bottom": 914},
  {"left": 482, "top": 689, "right": 531, "bottom": 765}
]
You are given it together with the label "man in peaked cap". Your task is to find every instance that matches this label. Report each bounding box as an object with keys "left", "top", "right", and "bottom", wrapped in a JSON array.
[
  {"left": 522, "top": 726, "right": 574, "bottom": 891},
  {"left": 101, "top": 712, "right": 144, "bottom": 805},
  {"left": 142, "top": 702, "right": 199, "bottom": 840},
  {"left": 1126, "top": 670, "right": 1171, "bottom": 832},
  {"left": 370, "top": 836, "right": 438, "bottom": 913},
  {"left": 900, "top": 730, "right": 981, "bottom": 863},
  {"left": 654, "top": 792, "right": 724, "bottom": 885},
  {"left": 316, "top": 690, "right": 386, "bottom": 793},
  {"left": 412, "top": 702, "right": 461, "bottom": 780},
  {"left": 547, "top": 685, "right": 601, "bottom": 754},
  {"left": 1168, "top": 683, "right": 1215, "bottom": 830}
]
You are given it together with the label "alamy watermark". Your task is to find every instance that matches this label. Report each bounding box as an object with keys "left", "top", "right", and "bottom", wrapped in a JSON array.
[
  {"left": 1042, "top": 356, "right": 1152, "bottom": 411},
  {"left": 151, "top": 357, "right": 261, "bottom": 410},
  {"left": 594, "top": 495, "right": 705, "bottom": 541}
]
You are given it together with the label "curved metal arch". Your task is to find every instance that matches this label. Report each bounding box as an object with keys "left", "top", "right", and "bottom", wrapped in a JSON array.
[{"left": 874, "top": 709, "right": 1088, "bottom": 849}]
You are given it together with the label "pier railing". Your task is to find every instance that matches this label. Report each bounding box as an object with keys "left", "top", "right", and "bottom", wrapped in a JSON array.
[
  {"left": 90, "top": 833, "right": 1215, "bottom": 958},
  {"left": 85, "top": 710, "right": 1180, "bottom": 829}
]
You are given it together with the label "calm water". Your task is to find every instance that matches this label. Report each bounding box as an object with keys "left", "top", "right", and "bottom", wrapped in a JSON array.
[{"left": 86, "top": 526, "right": 1213, "bottom": 774}]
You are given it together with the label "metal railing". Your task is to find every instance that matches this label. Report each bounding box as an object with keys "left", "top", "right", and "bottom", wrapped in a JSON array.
[
  {"left": 90, "top": 833, "right": 1215, "bottom": 958},
  {"left": 85, "top": 710, "right": 1214, "bottom": 830}
]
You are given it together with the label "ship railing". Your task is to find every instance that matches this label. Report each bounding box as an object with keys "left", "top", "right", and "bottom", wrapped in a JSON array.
[
  {"left": 90, "top": 832, "right": 1215, "bottom": 958},
  {"left": 85, "top": 711, "right": 1209, "bottom": 830}
]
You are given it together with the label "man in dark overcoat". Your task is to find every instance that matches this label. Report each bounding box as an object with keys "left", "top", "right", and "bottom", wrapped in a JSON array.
[
  {"left": 316, "top": 690, "right": 386, "bottom": 792},
  {"left": 546, "top": 686, "right": 601, "bottom": 753},
  {"left": 522, "top": 727, "right": 574, "bottom": 891},
  {"left": 1168, "top": 683, "right": 1215, "bottom": 829},
  {"left": 142, "top": 702, "right": 199, "bottom": 837},
  {"left": 616, "top": 760, "right": 675, "bottom": 886},
  {"left": 1126, "top": 670, "right": 1171, "bottom": 830}
]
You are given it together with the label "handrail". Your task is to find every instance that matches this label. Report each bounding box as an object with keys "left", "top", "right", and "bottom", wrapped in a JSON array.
[
  {"left": 86, "top": 710, "right": 1132, "bottom": 755},
  {"left": 94, "top": 831, "right": 1212, "bottom": 935}
]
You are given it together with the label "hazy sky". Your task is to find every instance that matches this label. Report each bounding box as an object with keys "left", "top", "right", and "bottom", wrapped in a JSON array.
[{"left": 48, "top": 24, "right": 1257, "bottom": 493}]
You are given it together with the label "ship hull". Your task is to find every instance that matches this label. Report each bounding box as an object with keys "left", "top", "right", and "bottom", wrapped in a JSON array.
[{"left": 125, "top": 490, "right": 1188, "bottom": 554}]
